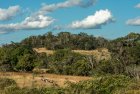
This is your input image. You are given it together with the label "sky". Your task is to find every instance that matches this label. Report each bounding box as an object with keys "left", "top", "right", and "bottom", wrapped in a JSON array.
[{"left": 0, "top": 0, "right": 140, "bottom": 45}]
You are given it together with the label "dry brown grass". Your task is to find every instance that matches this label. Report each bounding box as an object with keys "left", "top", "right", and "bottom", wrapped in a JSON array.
[
  {"left": 33, "top": 48, "right": 54, "bottom": 55},
  {"left": 0, "top": 72, "right": 91, "bottom": 88},
  {"left": 33, "top": 48, "right": 111, "bottom": 61},
  {"left": 73, "top": 48, "right": 111, "bottom": 61}
]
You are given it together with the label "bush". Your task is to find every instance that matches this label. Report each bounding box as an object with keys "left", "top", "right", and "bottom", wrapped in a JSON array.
[
  {"left": 48, "top": 49, "right": 91, "bottom": 76},
  {"left": 3, "top": 87, "right": 66, "bottom": 94},
  {"left": 0, "top": 64, "right": 13, "bottom": 72},
  {"left": 94, "top": 60, "right": 125, "bottom": 75},
  {"left": 66, "top": 75, "right": 131, "bottom": 94},
  {"left": 0, "top": 78, "right": 17, "bottom": 90}
]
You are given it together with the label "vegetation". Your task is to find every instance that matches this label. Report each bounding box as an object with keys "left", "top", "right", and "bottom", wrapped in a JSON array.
[
  {"left": 0, "top": 45, "right": 48, "bottom": 72},
  {"left": 0, "top": 32, "right": 140, "bottom": 94},
  {"left": 21, "top": 32, "right": 108, "bottom": 50},
  {"left": 47, "top": 49, "right": 92, "bottom": 76},
  {"left": 66, "top": 75, "right": 132, "bottom": 94},
  {"left": 0, "top": 75, "right": 139, "bottom": 94},
  {"left": 0, "top": 78, "right": 17, "bottom": 90}
]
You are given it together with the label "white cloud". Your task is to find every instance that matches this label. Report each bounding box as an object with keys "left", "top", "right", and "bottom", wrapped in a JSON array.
[
  {"left": 0, "top": 5, "right": 20, "bottom": 21},
  {"left": 0, "top": 15, "right": 54, "bottom": 33},
  {"left": 126, "top": 17, "right": 140, "bottom": 26},
  {"left": 39, "top": 0, "right": 96, "bottom": 14},
  {"left": 127, "top": 3, "right": 140, "bottom": 26},
  {"left": 0, "top": 0, "right": 97, "bottom": 33},
  {"left": 69, "top": 9, "right": 113, "bottom": 29},
  {"left": 135, "top": 3, "right": 140, "bottom": 8}
]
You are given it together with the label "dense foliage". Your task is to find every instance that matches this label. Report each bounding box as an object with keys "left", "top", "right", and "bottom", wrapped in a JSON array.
[
  {"left": 21, "top": 32, "right": 108, "bottom": 50},
  {"left": 0, "top": 44, "right": 48, "bottom": 72},
  {"left": 47, "top": 49, "right": 92, "bottom": 76},
  {"left": 107, "top": 33, "right": 140, "bottom": 78}
]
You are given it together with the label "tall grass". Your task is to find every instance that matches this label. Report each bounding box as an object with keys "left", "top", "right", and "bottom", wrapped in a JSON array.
[{"left": 0, "top": 76, "right": 139, "bottom": 94}]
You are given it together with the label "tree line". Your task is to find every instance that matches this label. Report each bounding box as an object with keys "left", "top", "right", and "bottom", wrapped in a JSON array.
[{"left": 21, "top": 32, "right": 108, "bottom": 50}]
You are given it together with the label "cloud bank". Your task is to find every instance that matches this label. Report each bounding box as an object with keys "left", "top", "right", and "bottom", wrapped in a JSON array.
[
  {"left": 69, "top": 9, "right": 113, "bottom": 29},
  {"left": 0, "top": 5, "right": 20, "bottom": 21},
  {"left": 0, "top": 15, "right": 54, "bottom": 33}
]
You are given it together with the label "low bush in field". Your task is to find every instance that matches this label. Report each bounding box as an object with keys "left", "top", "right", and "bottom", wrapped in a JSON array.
[
  {"left": 3, "top": 87, "right": 66, "bottom": 94},
  {"left": 65, "top": 75, "right": 139, "bottom": 94},
  {"left": 0, "top": 78, "right": 17, "bottom": 90}
]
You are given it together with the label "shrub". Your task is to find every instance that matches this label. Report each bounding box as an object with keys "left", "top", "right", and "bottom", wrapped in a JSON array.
[
  {"left": 3, "top": 87, "right": 66, "bottom": 94},
  {"left": 66, "top": 75, "right": 131, "bottom": 94},
  {"left": 0, "top": 78, "right": 17, "bottom": 90}
]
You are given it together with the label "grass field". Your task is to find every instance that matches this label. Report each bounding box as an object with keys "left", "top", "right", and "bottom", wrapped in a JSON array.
[{"left": 0, "top": 72, "right": 92, "bottom": 88}]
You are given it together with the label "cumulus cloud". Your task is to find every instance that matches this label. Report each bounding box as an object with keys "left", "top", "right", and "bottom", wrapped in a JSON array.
[
  {"left": 126, "top": 17, "right": 140, "bottom": 26},
  {"left": 0, "top": 5, "right": 20, "bottom": 21},
  {"left": 0, "top": 15, "right": 54, "bottom": 33},
  {"left": 135, "top": 3, "right": 140, "bottom": 8},
  {"left": 39, "top": 0, "right": 96, "bottom": 14},
  {"left": 69, "top": 9, "right": 113, "bottom": 29},
  {"left": 0, "top": 0, "right": 97, "bottom": 34}
]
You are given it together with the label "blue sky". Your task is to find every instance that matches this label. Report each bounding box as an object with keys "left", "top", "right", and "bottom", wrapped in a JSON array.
[{"left": 0, "top": 0, "right": 140, "bottom": 45}]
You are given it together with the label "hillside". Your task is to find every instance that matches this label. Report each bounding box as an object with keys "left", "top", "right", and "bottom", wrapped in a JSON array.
[{"left": 0, "top": 32, "right": 140, "bottom": 94}]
